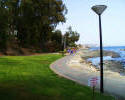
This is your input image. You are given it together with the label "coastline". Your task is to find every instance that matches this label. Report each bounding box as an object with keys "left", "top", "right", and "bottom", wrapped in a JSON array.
[
  {"left": 51, "top": 48, "right": 125, "bottom": 99},
  {"left": 67, "top": 48, "right": 125, "bottom": 77}
]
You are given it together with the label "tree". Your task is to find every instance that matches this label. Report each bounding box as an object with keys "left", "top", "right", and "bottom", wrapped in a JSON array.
[
  {"left": 51, "top": 30, "right": 62, "bottom": 51},
  {"left": 64, "top": 26, "right": 80, "bottom": 47},
  {"left": 0, "top": 4, "right": 9, "bottom": 50},
  {"left": 0, "top": 0, "right": 67, "bottom": 52},
  {"left": 16, "top": 0, "right": 67, "bottom": 50}
]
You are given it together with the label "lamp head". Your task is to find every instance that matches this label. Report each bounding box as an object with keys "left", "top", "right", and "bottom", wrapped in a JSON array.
[{"left": 91, "top": 5, "right": 107, "bottom": 15}]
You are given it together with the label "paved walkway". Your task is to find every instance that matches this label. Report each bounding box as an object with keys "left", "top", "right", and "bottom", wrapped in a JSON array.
[{"left": 50, "top": 55, "right": 125, "bottom": 100}]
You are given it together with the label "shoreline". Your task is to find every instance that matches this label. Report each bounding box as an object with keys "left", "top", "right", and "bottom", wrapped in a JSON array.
[
  {"left": 51, "top": 48, "right": 125, "bottom": 99},
  {"left": 67, "top": 48, "right": 125, "bottom": 77}
]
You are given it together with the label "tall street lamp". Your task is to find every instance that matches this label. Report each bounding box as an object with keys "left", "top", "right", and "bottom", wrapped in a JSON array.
[
  {"left": 64, "top": 36, "right": 66, "bottom": 49},
  {"left": 62, "top": 35, "right": 66, "bottom": 56},
  {"left": 91, "top": 5, "right": 107, "bottom": 93},
  {"left": 62, "top": 35, "right": 64, "bottom": 56}
]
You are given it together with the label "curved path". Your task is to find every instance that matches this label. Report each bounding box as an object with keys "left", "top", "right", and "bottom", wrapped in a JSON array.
[{"left": 50, "top": 54, "right": 125, "bottom": 100}]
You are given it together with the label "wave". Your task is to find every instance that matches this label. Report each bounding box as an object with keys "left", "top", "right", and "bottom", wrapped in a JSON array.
[{"left": 89, "top": 46, "right": 125, "bottom": 68}]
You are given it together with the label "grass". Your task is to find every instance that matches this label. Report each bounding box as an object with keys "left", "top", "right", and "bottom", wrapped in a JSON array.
[{"left": 0, "top": 54, "right": 114, "bottom": 100}]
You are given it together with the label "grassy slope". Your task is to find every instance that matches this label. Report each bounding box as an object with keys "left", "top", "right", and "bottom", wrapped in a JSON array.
[{"left": 0, "top": 54, "right": 114, "bottom": 100}]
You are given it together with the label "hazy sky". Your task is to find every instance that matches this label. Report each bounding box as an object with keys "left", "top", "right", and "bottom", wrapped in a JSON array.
[{"left": 57, "top": 0, "right": 125, "bottom": 46}]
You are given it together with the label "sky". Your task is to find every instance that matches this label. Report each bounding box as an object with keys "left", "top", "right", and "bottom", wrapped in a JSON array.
[{"left": 56, "top": 0, "right": 125, "bottom": 46}]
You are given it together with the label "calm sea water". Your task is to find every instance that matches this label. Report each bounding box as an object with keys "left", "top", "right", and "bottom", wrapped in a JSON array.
[{"left": 88, "top": 46, "right": 125, "bottom": 68}]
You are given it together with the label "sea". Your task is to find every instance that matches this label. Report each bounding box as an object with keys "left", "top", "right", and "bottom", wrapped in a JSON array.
[{"left": 88, "top": 46, "right": 125, "bottom": 68}]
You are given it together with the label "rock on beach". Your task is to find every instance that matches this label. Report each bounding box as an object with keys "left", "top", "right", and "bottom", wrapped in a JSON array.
[{"left": 81, "top": 50, "right": 120, "bottom": 60}]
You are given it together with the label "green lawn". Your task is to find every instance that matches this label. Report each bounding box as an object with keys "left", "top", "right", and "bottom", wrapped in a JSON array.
[{"left": 0, "top": 54, "right": 114, "bottom": 100}]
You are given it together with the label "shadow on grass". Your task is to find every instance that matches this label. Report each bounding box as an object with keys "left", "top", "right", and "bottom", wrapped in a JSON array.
[
  {"left": 0, "top": 55, "right": 115, "bottom": 100},
  {"left": 0, "top": 74, "right": 115, "bottom": 100}
]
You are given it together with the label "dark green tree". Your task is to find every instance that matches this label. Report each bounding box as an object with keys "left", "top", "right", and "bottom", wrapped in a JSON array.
[
  {"left": 64, "top": 26, "right": 80, "bottom": 47},
  {"left": 0, "top": 4, "right": 9, "bottom": 50},
  {"left": 0, "top": 0, "right": 67, "bottom": 52},
  {"left": 17, "top": 0, "right": 67, "bottom": 50},
  {"left": 51, "top": 30, "right": 62, "bottom": 51}
]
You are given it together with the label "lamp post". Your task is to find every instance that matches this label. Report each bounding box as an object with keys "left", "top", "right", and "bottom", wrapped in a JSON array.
[
  {"left": 64, "top": 36, "right": 66, "bottom": 49},
  {"left": 62, "top": 35, "right": 64, "bottom": 56},
  {"left": 91, "top": 5, "right": 107, "bottom": 93},
  {"left": 62, "top": 35, "right": 66, "bottom": 56}
]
